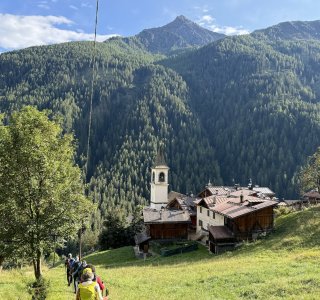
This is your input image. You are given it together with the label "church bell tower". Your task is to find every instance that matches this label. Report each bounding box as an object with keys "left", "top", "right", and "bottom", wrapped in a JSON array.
[{"left": 150, "top": 149, "right": 169, "bottom": 210}]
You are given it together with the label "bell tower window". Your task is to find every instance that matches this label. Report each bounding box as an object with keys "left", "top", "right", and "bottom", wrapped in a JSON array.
[
  {"left": 152, "top": 172, "right": 155, "bottom": 183},
  {"left": 159, "top": 172, "right": 165, "bottom": 182}
]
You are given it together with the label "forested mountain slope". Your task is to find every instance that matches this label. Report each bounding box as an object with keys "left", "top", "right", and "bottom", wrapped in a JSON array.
[
  {"left": 1, "top": 17, "right": 320, "bottom": 217},
  {"left": 163, "top": 34, "right": 320, "bottom": 197},
  {"left": 0, "top": 40, "right": 222, "bottom": 217},
  {"left": 252, "top": 20, "right": 320, "bottom": 41}
]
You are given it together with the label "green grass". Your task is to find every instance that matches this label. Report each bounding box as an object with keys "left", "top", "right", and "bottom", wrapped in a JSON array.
[{"left": 2, "top": 207, "right": 320, "bottom": 299}]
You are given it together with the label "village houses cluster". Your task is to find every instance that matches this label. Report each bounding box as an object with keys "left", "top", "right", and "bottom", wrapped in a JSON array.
[
  {"left": 136, "top": 151, "right": 320, "bottom": 255},
  {"left": 136, "top": 152, "right": 320, "bottom": 254}
]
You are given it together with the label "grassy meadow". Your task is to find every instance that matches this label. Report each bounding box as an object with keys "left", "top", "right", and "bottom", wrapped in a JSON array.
[{"left": 1, "top": 207, "right": 320, "bottom": 299}]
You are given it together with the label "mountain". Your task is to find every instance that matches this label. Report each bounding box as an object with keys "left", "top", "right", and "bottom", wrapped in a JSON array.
[
  {"left": 1, "top": 17, "right": 320, "bottom": 218},
  {"left": 120, "top": 15, "right": 225, "bottom": 54},
  {"left": 252, "top": 20, "right": 320, "bottom": 41}
]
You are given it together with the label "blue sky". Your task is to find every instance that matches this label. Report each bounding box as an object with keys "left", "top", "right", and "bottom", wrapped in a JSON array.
[{"left": 1, "top": 0, "right": 320, "bottom": 52}]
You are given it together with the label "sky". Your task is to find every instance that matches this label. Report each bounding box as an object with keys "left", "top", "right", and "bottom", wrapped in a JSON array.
[{"left": 0, "top": 0, "right": 320, "bottom": 52}]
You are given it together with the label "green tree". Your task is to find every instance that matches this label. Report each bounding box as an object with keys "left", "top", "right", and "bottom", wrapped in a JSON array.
[
  {"left": 0, "top": 106, "right": 92, "bottom": 280},
  {"left": 98, "top": 208, "right": 130, "bottom": 249},
  {"left": 298, "top": 147, "right": 320, "bottom": 195}
]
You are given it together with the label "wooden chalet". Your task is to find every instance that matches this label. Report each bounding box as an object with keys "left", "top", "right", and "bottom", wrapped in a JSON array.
[
  {"left": 134, "top": 231, "right": 151, "bottom": 254},
  {"left": 303, "top": 190, "right": 320, "bottom": 205},
  {"left": 166, "top": 194, "right": 197, "bottom": 227},
  {"left": 194, "top": 192, "right": 269, "bottom": 239},
  {"left": 279, "top": 199, "right": 308, "bottom": 210},
  {"left": 211, "top": 199, "right": 278, "bottom": 242},
  {"left": 208, "top": 226, "right": 235, "bottom": 254},
  {"left": 143, "top": 208, "right": 191, "bottom": 240}
]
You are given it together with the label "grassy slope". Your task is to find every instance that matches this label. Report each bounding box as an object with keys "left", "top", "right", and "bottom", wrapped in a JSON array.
[{"left": 1, "top": 207, "right": 320, "bottom": 299}]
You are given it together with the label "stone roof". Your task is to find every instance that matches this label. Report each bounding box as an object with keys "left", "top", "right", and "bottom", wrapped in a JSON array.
[
  {"left": 303, "top": 190, "right": 320, "bottom": 199},
  {"left": 134, "top": 231, "right": 151, "bottom": 245},
  {"left": 198, "top": 186, "right": 232, "bottom": 197},
  {"left": 143, "top": 208, "right": 191, "bottom": 224},
  {"left": 167, "top": 195, "right": 197, "bottom": 216},
  {"left": 283, "top": 199, "right": 307, "bottom": 205},
  {"left": 229, "top": 189, "right": 257, "bottom": 198},
  {"left": 252, "top": 187, "right": 275, "bottom": 197},
  {"left": 168, "top": 191, "right": 186, "bottom": 202},
  {"left": 208, "top": 225, "right": 235, "bottom": 240},
  {"left": 211, "top": 200, "right": 278, "bottom": 219}
]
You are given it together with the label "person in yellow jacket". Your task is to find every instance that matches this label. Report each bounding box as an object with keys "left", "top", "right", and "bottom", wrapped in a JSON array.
[{"left": 76, "top": 268, "right": 104, "bottom": 300}]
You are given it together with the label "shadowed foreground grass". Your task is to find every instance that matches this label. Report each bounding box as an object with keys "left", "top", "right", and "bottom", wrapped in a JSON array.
[{"left": 1, "top": 207, "right": 320, "bottom": 299}]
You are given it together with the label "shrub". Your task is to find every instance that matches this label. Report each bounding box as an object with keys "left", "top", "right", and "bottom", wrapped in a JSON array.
[
  {"left": 28, "top": 277, "right": 50, "bottom": 300},
  {"left": 275, "top": 206, "right": 291, "bottom": 216}
]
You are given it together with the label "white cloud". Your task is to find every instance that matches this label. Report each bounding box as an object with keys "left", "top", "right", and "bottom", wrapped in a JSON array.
[
  {"left": 209, "top": 25, "right": 250, "bottom": 35},
  {"left": 81, "top": 2, "right": 93, "bottom": 8},
  {"left": 0, "top": 14, "right": 118, "bottom": 51},
  {"left": 197, "top": 14, "right": 250, "bottom": 36},
  {"left": 37, "top": 1, "right": 50, "bottom": 9},
  {"left": 38, "top": 4, "right": 50, "bottom": 10},
  {"left": 69, "top": 5, "right": 78, "bottom": 10},
  {"left": 199, "top": 15, "right": 215, "bottom": 24}
]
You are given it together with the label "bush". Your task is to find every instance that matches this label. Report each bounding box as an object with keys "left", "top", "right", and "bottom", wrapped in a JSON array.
[
  {"left": 275, "top": 206, "right": 291, "bottom": 216},
  {"left": 27, "top": 277, "right": 50, "bottom": 300},
  {"left": 45, "top": 252, "right": 61, "bottom": 266}
]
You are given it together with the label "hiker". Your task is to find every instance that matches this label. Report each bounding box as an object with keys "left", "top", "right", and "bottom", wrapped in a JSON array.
[
  {"left": 72, "top": 259, "right": 87, "bottom": 293},
  {"left": 76, "top": 268, "right": 104, "bottom": 300},
  {"left": 85, "top": 264, "right": 106, "bottom": 297},
  {"left": 64, "top": 253, "right": 74, "bottom": 286},
  {"left": 71, "top": 256, "right": 81, "bottom": 293}
]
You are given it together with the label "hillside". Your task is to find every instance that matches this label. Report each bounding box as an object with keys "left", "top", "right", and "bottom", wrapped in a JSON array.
[
  {"left": 1, "top": 207, "right": 320, "bottom": 299},
  {"left": 253, "top": 20, "right": 320, "bottom": 41},
  {"left": 120, "top": 15, "right": 225, "bottom": 54},
  {"left": 163, "top": 33, "right": 320, "bottom": 198}
]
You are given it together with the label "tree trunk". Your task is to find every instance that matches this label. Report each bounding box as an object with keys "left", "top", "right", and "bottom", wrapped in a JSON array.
[
  {"left": 0, "top": 255, "right": 4, "bottom": 271},
  {"left": 33, "top": 249, "right": 42, "bottom": 280}
]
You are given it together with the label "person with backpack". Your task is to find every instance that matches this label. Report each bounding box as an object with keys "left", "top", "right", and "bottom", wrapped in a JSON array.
[
  {"left": 76, "top": 268, "right": 104, "bottom": 300},
  {"left": 64, "top": 253, "right": 74, "bottom": 286},
  {"left": 85, "top": 264, "right": 107, "bottom": 298},
  {"left": 72, "top": 260, "right": 88, "bottom": 293},
  {"left": 71, "top": 256, "right": 81, "bottom": 293}
]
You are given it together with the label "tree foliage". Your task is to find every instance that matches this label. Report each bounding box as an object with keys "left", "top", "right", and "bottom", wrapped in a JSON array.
[
  {"left": 298, "top": 147, "right": 320, "bottom": 195},
  {"left": 0, "top": 106, "right": 92, "bottom": 279}
]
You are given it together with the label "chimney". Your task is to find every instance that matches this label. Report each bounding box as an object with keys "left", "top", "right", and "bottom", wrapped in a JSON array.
[{"left": 240, "top": 192, "right": 244, "bottom": 203}]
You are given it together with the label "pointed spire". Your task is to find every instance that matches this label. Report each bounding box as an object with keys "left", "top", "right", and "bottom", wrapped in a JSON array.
[
  {"left": 153, "top": 146, "right": 167, "bottom": 167},
  {"left": 205, "top": 179, "right": 212, "bottom": 188}
]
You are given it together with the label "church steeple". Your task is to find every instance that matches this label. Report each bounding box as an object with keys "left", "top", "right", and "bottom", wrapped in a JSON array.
[
  {"left": 153, "top": 147, "right": 167, "bottom": 167},
  {"left": 150, "top": 148, "right": 169, "bottom": 210}
]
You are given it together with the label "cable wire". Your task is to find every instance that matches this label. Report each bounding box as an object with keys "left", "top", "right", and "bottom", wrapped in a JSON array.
[{"left": 85, "top": 0, "right": 99, "bottom": 180}]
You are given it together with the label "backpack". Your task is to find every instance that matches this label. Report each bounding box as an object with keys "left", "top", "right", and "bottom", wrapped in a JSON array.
[
  {"left": 72, "top": 261, "right": 81, "bottom": 278},
  {"left": 67, "top": 258, "right": 75, "bottom": 270}
]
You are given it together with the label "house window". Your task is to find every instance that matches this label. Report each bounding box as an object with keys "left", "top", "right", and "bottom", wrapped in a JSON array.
[
  {"left": 159, "top": 172, "right": 165, "bottom": 182},
  {"left": 200, "top": 207, "right": 202, "bottom": 213},
  {"left": 152, "top": 172, "right": 155, "bottom": 183},
  {"left": 212, "top": 212, "right": 215, "bottom": 219},
  {"left": 199, "top": 219, "right": 203, "bottom": 227},
  {"left": 207, "top": 210, "right": 210, "bottom": 217}
]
